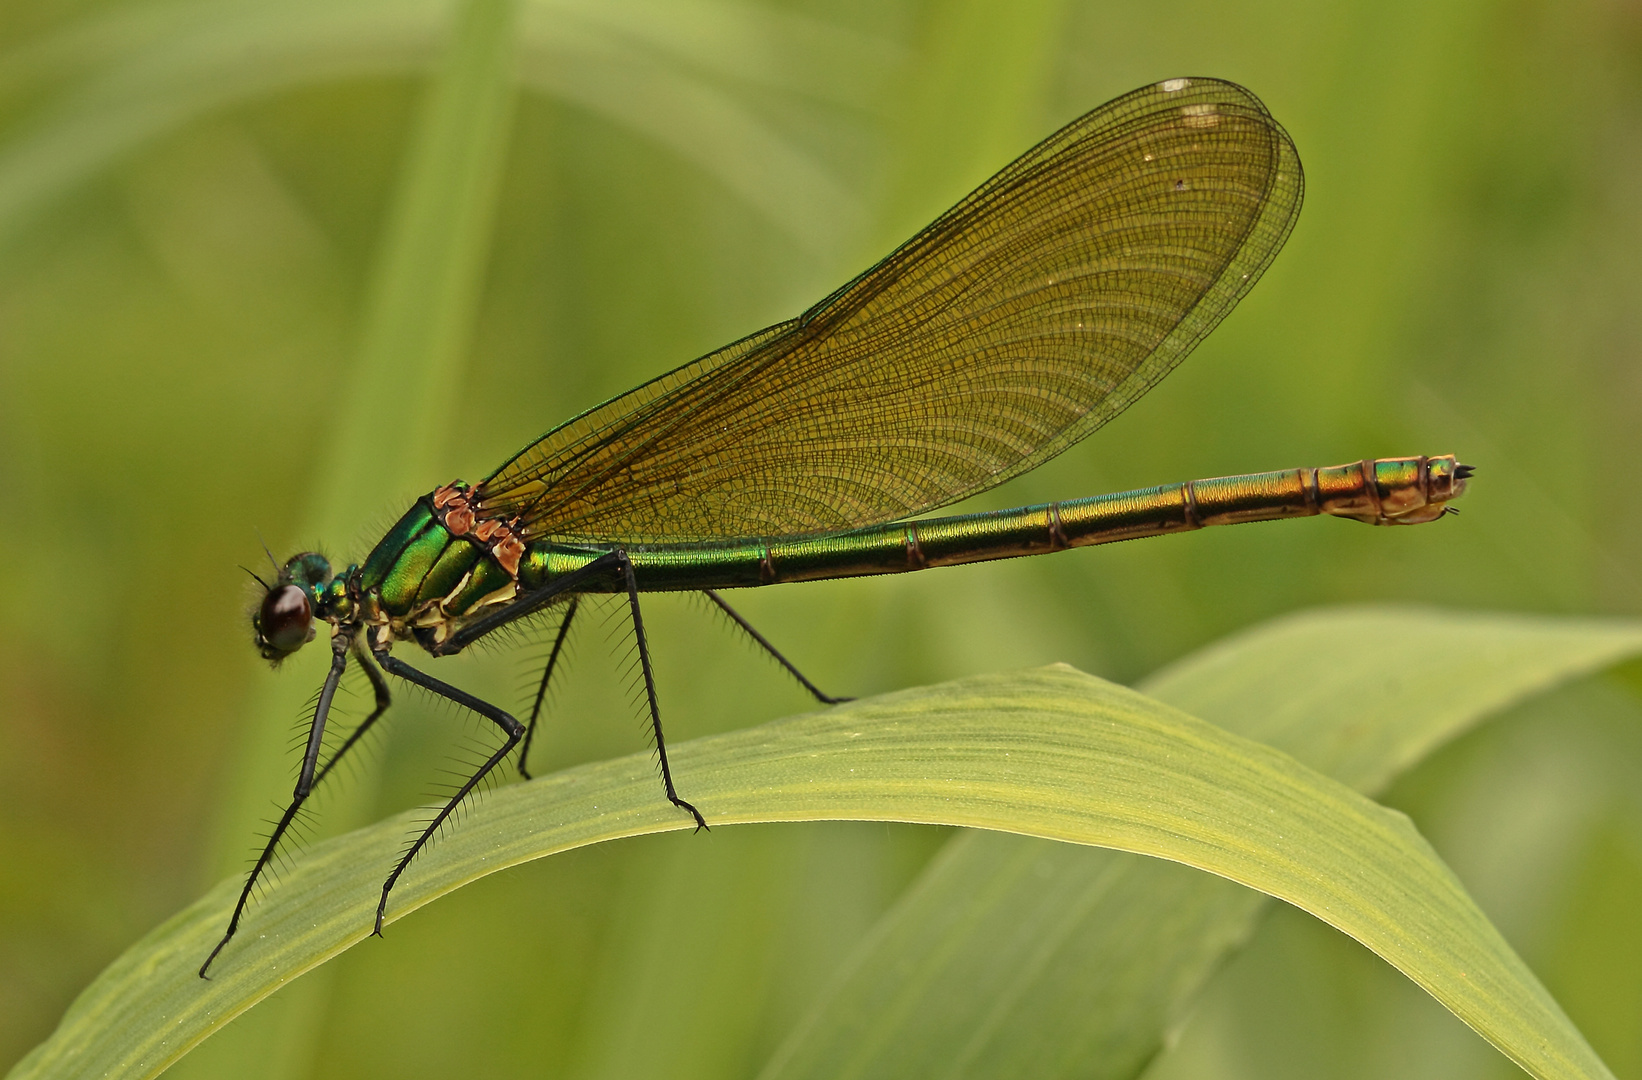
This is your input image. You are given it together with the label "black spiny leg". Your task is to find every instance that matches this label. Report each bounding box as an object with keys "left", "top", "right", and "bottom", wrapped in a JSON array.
[
  {"left": 429, "top": 549, "right": 705, "bottom": 830},
  {"left": 519, "top": 596, "right": 580, "bottom": 780},
  {"left": 373, "top": 654, "right": 524, "bottom": 934},
  {"left": 313, "top": 643, "right": 393, "bottom": 787},
  {"left": 620, "top": 553, "right": 707, "bottom": 830},
  {"left": 703, "top": 589, "right": 851, "bottom": 705},
  {"left": 201, "top": 634, "right": 352, "bottom": 978}
]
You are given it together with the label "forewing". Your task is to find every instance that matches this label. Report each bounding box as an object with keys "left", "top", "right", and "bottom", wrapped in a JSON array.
[{"left": 477, "top": 78, "right": 1303, "bottom": 542}]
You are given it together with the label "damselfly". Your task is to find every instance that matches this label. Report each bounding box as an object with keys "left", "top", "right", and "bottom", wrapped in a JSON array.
[{"left": 204, "top": 77, "right": 1470, "bottom": 976}]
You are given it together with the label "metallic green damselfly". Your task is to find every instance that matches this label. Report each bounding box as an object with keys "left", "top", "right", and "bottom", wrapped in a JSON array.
[{"left": 206, "top": 77, "right": 1470, "bottom": 976}]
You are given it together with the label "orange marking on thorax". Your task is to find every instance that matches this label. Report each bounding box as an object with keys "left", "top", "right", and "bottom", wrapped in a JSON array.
[
  {"left": 492, "top": 533, "right": 525, "bottom": 577},
  {"left": 429, "top": 482, "right": 525, "bottom": 580}
]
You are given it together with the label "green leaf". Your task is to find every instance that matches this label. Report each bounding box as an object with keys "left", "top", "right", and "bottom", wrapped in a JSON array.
[
  {"left": 760, "top": 607, "right": 1642, "bottom": 1080},
  {"left": 8, "top": 659, "right": 1616, "bottom": 1080}
]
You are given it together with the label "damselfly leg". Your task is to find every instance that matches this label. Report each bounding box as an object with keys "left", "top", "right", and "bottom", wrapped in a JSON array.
[
  {"left": 201, "top": 636, "right": 350, "bottom": 977},
  {"left": 703, "top": 589, "right": 851, "bottom": 705},
  {"left": 372, "top": 654, "right": 524, "bottom": 933},
  {"left": 519, "top": 596, "right": 579, "bottom": 781}
]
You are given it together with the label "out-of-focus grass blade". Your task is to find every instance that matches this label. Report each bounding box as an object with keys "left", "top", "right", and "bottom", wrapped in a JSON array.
[
  {"left": 760, "top": 608, "right": 1642, "bottom": 1080},
  {"left": 314, "top": 0, "right": 520, "bottom": 520},
  {"left": 0, "top": 0, "right": 881, "bottom": 256},
  {"left": 8, "top": 662, "right": 1615, "bottom": 1080},
  {"left": 1144, "top": 606, "right": 1642, "bottom": 789},
  {"left": 178, "top": 3, "right": 520, "bottom": 1078}
]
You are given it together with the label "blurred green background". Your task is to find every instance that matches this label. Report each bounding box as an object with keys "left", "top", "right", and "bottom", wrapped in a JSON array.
[{"left": 2, "top": 0, "right": 1640, "bottom": 1077}]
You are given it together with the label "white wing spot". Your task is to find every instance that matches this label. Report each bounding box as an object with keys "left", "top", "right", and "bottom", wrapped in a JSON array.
[{"left": 1161, "top": 78, "right": 1190, "bottom": 92}]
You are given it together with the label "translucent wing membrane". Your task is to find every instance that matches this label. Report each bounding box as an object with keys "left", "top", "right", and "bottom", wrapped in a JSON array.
[{"left": 477, "top": 78, "right": 1303, "bottom": 542}]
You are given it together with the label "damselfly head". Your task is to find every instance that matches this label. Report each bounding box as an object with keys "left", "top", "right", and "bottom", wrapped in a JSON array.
[{"left": 251, "top": 552, "right": 333, "bottom": 663}]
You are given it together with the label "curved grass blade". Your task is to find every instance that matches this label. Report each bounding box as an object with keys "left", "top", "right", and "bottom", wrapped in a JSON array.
[
  {"left": 474, "top": 77, "right": 1304, "bottom": 541},
  {"left": 8, "top": 662, "right": 1614, "bottom": 1080},
  {"left": 759, "top": 608, "right": 1642, "bottom": 1080}
]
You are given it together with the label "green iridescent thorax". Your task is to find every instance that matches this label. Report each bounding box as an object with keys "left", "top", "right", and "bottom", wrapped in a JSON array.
[
  {"left": 359, "top": 500, "right": 438, "bottom": 605},
  {"left": 356, "top": 489, "right": 518, "bottom": 644}
]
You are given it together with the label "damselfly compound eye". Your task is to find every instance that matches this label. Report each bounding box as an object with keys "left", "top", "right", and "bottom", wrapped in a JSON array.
[{"left": 258, "top": 585, "right": 313, "bottom": 656}]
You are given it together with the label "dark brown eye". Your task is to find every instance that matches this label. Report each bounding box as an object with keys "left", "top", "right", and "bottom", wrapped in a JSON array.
[{"left": 259, "top": 585, "right": 313, "bottom": 655}]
